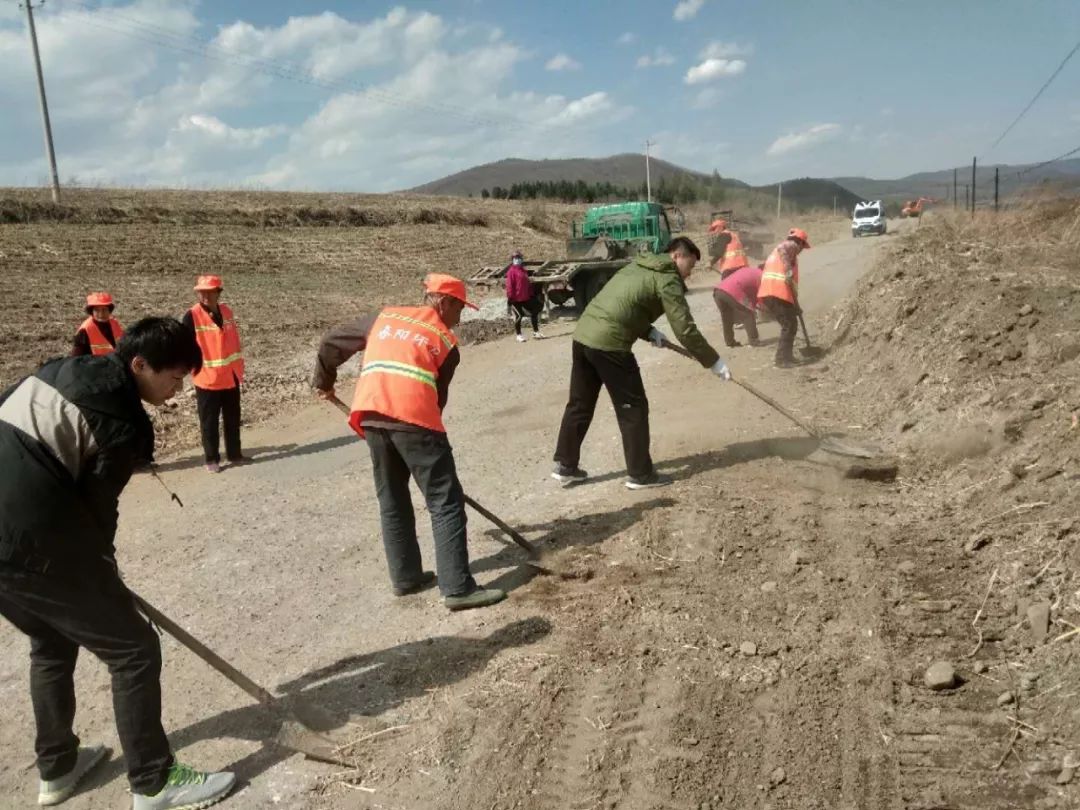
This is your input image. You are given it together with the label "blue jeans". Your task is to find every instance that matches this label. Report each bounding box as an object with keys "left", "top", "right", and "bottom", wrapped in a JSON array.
[{"left": 364, "top": 428, "right": 476, "bottom": 597}]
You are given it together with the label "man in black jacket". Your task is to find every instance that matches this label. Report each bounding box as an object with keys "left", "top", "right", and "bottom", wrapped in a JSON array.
[{"left": 0, "top": 318, "right": 236, "bottom": 809}]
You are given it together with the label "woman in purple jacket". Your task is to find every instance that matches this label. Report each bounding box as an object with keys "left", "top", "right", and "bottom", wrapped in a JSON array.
[{"left": 504, "top": 251, "right": 545, "bottom": 342}]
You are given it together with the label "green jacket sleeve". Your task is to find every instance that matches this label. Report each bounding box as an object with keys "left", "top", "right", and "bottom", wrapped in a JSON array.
[{"left": 659, "top": 276, "right": 721, "bottom": 368}]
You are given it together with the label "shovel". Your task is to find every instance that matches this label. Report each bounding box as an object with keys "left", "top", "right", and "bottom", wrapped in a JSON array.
[
  {"left": 660, "top": 342, "right": 881, "bottom": 459},
  {"left": 792, "top": 293, "right": 825, "bottom": 359},
  {"left": 325, "top": 396, "right": 573, "bottom": 578},
  {"left": 131, "top": 593, "right": 354, "bottom": 768}
]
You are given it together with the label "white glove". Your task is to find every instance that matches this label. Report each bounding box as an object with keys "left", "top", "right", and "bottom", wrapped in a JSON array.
[
  {"left": 710, "top": 359, "right": 732, "bottom": 380},
  {"left": 647, "top": 327, "right": 668, "bottom": 348}
]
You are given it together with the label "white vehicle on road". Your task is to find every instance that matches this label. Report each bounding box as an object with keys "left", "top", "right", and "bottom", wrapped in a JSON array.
[{"left": 852, "top": 200, "right": 887, "bottom": 237}]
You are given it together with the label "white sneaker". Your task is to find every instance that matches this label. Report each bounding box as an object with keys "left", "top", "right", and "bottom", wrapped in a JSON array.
[
  {"left": 38, "top": 744, "right": 109, "bottom": 805},
  {"left": 533, "top": 331, "right": 546, "bottom": 339},
  {"left": 515, "top": 335, "right": 527, "bottom": 343},
  {"left": 132, "top": 763, "right": 236, "bottom": 810}
]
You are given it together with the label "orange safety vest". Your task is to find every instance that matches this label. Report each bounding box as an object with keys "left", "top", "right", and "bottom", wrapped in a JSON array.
[
  {"left": 349, "top": 306, "right": 457, "bottom": 437},
  {"left": 757, "top": 243, "right": 799, "bottom": 305},
  {"left": 719, "top": 230, "right": 750, "bottom": 273},
  {"left": 79, "top": 317, "right": 123, "bottom": 356},
  {"left": 190, "top": 303, "right": 244, "bottom": 390}
]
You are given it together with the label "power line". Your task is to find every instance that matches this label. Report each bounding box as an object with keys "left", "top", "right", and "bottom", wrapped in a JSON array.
[
  {"left": 1017, "top": 143, "right": 1080, "bottom": 177},
  {"left": 989, "top": 37, "right": 1080, "bottom": 151}
]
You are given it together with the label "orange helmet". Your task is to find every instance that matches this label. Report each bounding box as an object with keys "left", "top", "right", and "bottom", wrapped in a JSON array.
[
  {"left": 425, "top": 273, "right": 479, "bottom": 310},
  {"left": 194, "top": 274, "right": 224, "bottom": 291},
  {"left": 708, "top": 218, "right": 728, "bottom": 234},
  {"left": 788, "top": 228, "right": 810, "bottom": 248},
  {"left": 85, "top": 292, "right": 114, "bottom": 311}
]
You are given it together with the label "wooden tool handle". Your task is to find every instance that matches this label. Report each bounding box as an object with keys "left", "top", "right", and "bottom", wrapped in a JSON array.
[
  {"left": 659, "top": 341, "right": 820, "bottom": 440},
  {"left": 133, "top": 594, "right": 277, "bottom": 707}
]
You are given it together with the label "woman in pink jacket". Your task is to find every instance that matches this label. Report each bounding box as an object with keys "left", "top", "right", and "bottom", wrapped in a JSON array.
[
  {"left": 504, "top": 250, "right": 545, "bottom": 342},
  {"left": 714, "top": 263, "right": 763, "bottom": 347}
]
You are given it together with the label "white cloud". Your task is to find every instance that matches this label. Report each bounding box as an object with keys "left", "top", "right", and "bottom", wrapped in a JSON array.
[
  {"left": 617, "top": 32, "right": 636, "bottom": 45},
  {"left": 636, "top": 48, "right": 675, "bottom": 68},
  {"left": 880, "top": 106, "right": 895, "bottom": 117},
  {"left": 700, "top": 41, "right": 753, "bottom": 59},
  {"left": 545, "top": 52, "right": 581, "bottom": 71},
  {"left": 0, "top": 4, "right": 635, "bottom": 190},
  {"left": 684, "top": 58, "right": 746, "bottom": 84},
  {"left": 766, "top": 123, "right": 844, "bottom": 157},
  {"left": 673, "top": 0, "right": 706, "bottom": 21}
]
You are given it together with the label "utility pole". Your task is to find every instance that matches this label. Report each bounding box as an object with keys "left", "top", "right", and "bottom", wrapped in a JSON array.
[
  {"left": 23, "top": 0, "right": 61, "bottom": 203},
  {"left": 953, "top": 168, "right": 957, "bottom": 208},
  {"left": 971, "top": 156, "right": 977, "bottom": 215},
  {"left": 776, "top": 182, "right": 782, "bottom": 219},
  {"left": 644, "top": 139, "right": 655, "bottom": 202},
  {"left": 994, "top": 167, "right": 1000, "bottom": 212}
]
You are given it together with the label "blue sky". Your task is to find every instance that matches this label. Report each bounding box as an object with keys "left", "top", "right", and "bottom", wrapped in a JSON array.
[{"left": 2, "top": 0, "right": 1079, "bottom": 191}]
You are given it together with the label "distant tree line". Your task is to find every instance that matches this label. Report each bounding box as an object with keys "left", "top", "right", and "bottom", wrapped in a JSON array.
[{"left": 480, "top": 171, "right": 731, "bottom": 205}]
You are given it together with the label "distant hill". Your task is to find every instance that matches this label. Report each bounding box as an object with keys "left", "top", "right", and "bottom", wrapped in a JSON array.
[
  {"left": 754, "top": 178, "right": 862, "bottom": 214},
  {"left": 410, "top": 154, "right": 748, "bottom": 197},
  {"left": 833, "top": 158, "right": 1080, "bottom": 204},
  {"left": 410, "top": 154, "right": 857, "bottom": 212}
]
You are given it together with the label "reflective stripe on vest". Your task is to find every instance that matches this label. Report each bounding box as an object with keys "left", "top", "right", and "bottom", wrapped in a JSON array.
[
  {"left": 79, "top": 317, "right": 123, "bottom": 356},
  {"left": 190, "top": 303, "right": 244, "bottom": 390},
  {"left": 349, "top": 306, "right": 457, "bottom": 437},
  {"left": 757, "top": 244, "right": 798, "bottom": 305},
  {"left": 720, "top": 231, "right": 750, "bottom": 272}
]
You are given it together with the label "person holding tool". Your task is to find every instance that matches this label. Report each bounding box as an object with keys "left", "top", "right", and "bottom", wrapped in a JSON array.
[
  {"left": 312, "top": 274, "right": 506, "bottom": 611},
  {"left": 551, "top": 237, "right": 730, "bottom": 490},
  {"left": 757, "top": 228, "right": 810, "bottom": 368},
  {"left": 0, "top": 317, "right": 236, "bottom": 809}
]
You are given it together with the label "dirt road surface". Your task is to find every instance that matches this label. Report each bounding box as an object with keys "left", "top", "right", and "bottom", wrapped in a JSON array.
[{"left": 3, "top": 223, "right": 1034, "bottom": 810}]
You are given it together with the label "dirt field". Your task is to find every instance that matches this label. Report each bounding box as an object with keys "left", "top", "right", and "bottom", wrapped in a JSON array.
[{"left": 0, "top": 194, "right": 1077, "bottom": 810}]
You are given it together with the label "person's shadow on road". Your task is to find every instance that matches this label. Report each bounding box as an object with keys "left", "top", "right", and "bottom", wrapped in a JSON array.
[{"left": 84, "top": 617, "right": 551, "bottom": 791}]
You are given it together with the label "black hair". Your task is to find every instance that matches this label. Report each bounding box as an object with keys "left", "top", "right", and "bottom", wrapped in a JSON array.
[
  {"left": 116, "top": 317, "right": 203, "bottom": 374},
  {"left": 663, "top": 236, "right": 701, "bottom": 261},
  {"left": 85, "top": 304, "right": 115, "bottom": 315}
]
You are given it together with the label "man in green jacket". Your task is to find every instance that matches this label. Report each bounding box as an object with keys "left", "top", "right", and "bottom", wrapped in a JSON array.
[{"left": 552, "top": 237, "right": 730, "bottom": 489}]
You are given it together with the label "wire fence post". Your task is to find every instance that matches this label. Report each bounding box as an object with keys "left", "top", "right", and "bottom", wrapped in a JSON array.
[
  {"left": 971, "top": 157, "right": 977, "bottom": 215},
  {"left": 994, "top": 167, "right": 999, "bottom": 212},
  {"left": 953, "top": 168, "right": 957, "bottom": 208}
]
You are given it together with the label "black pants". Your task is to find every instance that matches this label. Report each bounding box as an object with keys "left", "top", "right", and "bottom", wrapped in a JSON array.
[
  {"left": 195, "top": 385, "right": 242, "bottom": 463},
  {"left": 713, "top": 288, "right": 759, "bottom": 347},
  {"left": 365, "top": 428, "right": 476, "bottom": 597},
  {"left": 0, "top": 564, "right": 172, "bottom": 795},
  {"left": 511, "top": 298, "right": 542, "bottom": 335},
  {"left": 762, "top": 297, "right": 798, "bottom": 363},
  {"left": 554, "top": 341, "right": 652, "bottom": 478}
]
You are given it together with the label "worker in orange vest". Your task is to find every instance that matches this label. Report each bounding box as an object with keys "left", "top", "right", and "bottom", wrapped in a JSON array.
[
  {"left": 72, "top": 292, "right": 124, "bottom": 356},
  {"left": 313, "top": 274, "right": 506, "bottom": 612},
  {"left": 182, "top": 275, "right": 246, "bottom": 473},
  {"left": 757, "top": 228, "right": 810, "bottom": 368},
  {"left": 707, "top": 219, "right": 758, "bottom": 348}
]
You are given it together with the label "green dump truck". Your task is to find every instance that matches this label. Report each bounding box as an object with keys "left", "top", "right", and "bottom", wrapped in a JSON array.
[{"left": 470, "top": 201, "right": 683, "bottom": 312}]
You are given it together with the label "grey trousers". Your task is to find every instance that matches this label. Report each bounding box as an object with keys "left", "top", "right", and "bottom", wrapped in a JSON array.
[{"left": 364, "top": 427, "right": 476, "bottom": 597}]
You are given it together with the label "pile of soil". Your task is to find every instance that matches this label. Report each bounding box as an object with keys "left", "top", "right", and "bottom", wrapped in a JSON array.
[{"left": 815, "top": 203, "right": 1080, "bottom": 802}]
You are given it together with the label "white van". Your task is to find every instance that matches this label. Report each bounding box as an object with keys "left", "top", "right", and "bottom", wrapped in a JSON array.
[{"left": 852, "top": 201, "right": 887, "bottom": 237}]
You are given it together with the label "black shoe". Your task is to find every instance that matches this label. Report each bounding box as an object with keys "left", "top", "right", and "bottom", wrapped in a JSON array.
[
  {"left": 625, "top": 472, "right": 672, "bottom": 490},
  {"left": 551, "top": 464, "right": 588, "bottom": 484},
  {"left": 725, "top": 340, "right": 743, "bottom": 348},
  {"left": 392, "top": 571, "right": 437, "bottom": 597}
]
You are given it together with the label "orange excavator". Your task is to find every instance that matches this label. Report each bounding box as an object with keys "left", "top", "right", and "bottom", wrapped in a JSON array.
[{"left": 900, "top": 197, "right": 938, "bottom": 218}]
